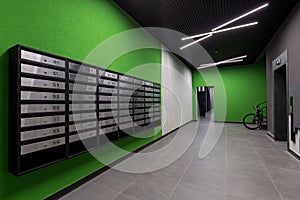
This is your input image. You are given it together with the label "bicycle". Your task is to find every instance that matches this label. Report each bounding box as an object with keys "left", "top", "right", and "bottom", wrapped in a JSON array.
[{"left": 243, "top": 101, "right": 267, "bottom": 130}]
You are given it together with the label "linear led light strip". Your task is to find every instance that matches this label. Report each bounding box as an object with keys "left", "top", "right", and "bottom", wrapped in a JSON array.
[
  {"left": 180, "top": 3, "right": 269, "bottom": 50},
  {"left": 198, "top": 55, "right": 247, "bottom": 69}
]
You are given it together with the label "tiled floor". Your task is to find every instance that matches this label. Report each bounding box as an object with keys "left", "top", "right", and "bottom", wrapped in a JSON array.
[{"left": 61, "top": 112, "right": 300, "bottom": 200}]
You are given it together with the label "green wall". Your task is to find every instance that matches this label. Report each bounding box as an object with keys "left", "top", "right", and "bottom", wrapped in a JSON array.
[
  {"left": 192, "top": 60, "right": 266, "bottom": 122},
  {"left": 0, "top": 0, "right": 161, "bottom": 199}
]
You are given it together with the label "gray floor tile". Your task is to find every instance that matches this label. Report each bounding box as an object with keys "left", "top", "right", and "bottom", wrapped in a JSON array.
[
  {"left": 181, "top": 157, "right": 226, "bottom": 191},
  {"left": 93, "top": 169, "right": 138, "bottom": 192},
  {"left": 266, "top": 166, "right": 300, "bottom": 186},
  {"left": 254, "top": 147, "right": 293, "bottom": 159},
  {"left": 260, "top": 156, "right": 300, "bottom": 171},
  {"left": 226, "top": 195, "right": 247, "bottom": 200},
  {"left": 226, "top": 173, "right": 282, "bottom": 200},
  {"left": 275, "top": 183, "right": 300, "bottom": 200},
  {"left": 62, "top": 182, "right": 120, "bottom": 200},
  {"left": 113, "top": 194, "right": 138, "bottom": 200},
  {"left": 170, "top": 182, "right": 225, "bottom": 200},
  {"left": 122, "top": 173, "right": 177, "bottom": 200},
  {"left": 226, "top": 159, "right": 269, "bottom": 180}
]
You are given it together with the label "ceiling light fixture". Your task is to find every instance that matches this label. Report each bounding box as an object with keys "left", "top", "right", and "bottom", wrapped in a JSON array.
[
  {"left": 182, "top": 22, "right": 258, "bottom": 41},
  {"left": 198, "top": 55, "right": 247, "bottom": 69},
  {"left": 180, "top": 34, "right": 213, "bottom": 50},
  {"left": 212, "top": 3, "right": 269, "bottom": 31},
  {"left": 180, "top": 3, "right": 269, "bottom": 50}
]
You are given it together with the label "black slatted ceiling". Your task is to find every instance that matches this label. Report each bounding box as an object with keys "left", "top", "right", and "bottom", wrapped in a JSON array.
[{"left": 113, "top": 0, "right": 299, "bottom": 67}]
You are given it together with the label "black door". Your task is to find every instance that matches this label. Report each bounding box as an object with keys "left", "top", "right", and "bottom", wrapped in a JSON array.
[{"left": 274, "top": 65, "right": 288, "bottom": 141}]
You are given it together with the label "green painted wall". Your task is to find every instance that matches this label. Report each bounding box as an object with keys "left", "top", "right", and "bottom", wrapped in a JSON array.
[
  {"left": 0, "top": 0, "right": 161, "bottom": 199},
  {"left": 192, "top": 60, "right": 266, "bottom": 122}
]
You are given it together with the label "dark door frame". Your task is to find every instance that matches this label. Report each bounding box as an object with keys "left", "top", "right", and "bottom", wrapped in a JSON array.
[
  {"left": 196, "top": 86, "right": 215, "bottom": 119},
  {"left": 272, "top": 51, "right": 289, "bottom": 143}
]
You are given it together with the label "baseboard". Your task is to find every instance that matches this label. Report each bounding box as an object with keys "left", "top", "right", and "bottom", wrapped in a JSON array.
[
  {"left": 288, "top": 149, "right": 300, "bottom": 161},
  {"left": 44, "top": 122, "right": 192, "bottom": 200},
  {"left": 266, "top": 131, "right": 275, "bottom": 139}
]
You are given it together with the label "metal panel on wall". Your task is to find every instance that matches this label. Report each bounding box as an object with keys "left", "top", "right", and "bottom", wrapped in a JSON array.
[{"left": 9, "top": 45, "right": 161, "bottom": 176}]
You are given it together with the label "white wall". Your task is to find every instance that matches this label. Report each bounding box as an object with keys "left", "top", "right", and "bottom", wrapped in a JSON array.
[{"left": 161, "top": 50, "right": 193, "bottom": 135}]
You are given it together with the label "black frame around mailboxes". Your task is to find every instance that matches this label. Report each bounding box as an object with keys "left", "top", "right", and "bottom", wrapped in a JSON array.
[{"left": 9, "top": 45, "right": 161, "bottom": 176}]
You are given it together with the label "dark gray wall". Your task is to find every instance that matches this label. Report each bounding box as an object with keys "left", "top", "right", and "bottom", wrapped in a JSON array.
[{"left": 266, "top": 2, "right": 300, "bottom": 136}]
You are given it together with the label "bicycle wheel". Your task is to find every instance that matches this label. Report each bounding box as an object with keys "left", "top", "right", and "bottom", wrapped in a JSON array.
[{"left": 243, "top": 114, "right": 261, "bottom": 130}]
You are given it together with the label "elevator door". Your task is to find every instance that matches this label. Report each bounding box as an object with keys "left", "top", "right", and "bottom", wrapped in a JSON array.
[{"left": 274, "top": 65, "right": 288, "bottom": 141}]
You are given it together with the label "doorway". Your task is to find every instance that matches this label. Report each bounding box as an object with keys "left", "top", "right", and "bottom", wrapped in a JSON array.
[
  {"left": 196, "top": 86, "right": 214, "bottom": 118},
  {"left": 274, "top": 65, "right": 288, "bottom": 141}
]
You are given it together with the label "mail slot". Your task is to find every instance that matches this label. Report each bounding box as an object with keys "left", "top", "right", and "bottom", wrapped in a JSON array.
[
  {"left": 21, "top": 50, "right": 65, "bottom": 68},
  {"left": 119, "top": 122, "right": 132, "bottom": 130},
  {"left": 99, "top": 96, "right": 118, "bottom": 102},
  {"left": 145, "top": 98, "right": 154, "bottom": 102},
  {"left": 119, "top": 82, "right": 133, "bottom": 89},
  {"left": 70, "top": 104, "right": 96, "bottom": 111},
  {"left": 145, "top": 93, "right": 153, "bottom": 97},
  {"left": 21, "top": 115, "right": 65, "bottom": 128},
  {"left": 134, "top": 103, "right": 144, "bottom": 108},
  {"left": 133, "top": 91, "right": 144, "bottom": 96},
  {"left": 21, "top": 126, "right": 65, "bottom": 141},
  {"left": 134, "top": 109, "right": 145, "bottom": 114},
  {"left": 70, "top": 94, "right": 96, "bottom": 101},
  {"left": 145, "top": 103, "right": 153, "bottom": 107},
  {"left": 69, "top": 73, "right": 97, "bottom": 84},
  {"left": 99, "top": 79, "right": 118, "bottom": 87},
  {"left": 99, "top": 119, "right": 116, "bottom": 126},
  {"left": 69, "top": 121, "right": 97, "bottom": 132},
  {"left": 133, "top": 85, "right": 144, "bottom": 90},
  {"left": 21, "top": 91, "right": 65, "bottom": 101},
  {"left": 154, "top": 84, "right": 160, "bottom": 88},
  {"left": 103, "top": 71, "right": 118, "bottom": 79},
  {"left": 69, "top": 130, "right": 97, "bottom": 143},
  {"left": 21, "top": 77, "right": 65, "bottom": 90},
  {"left": 133, "top": 79, "right": 144, "bottom": 85},
  {"left": 69, "top": 62, "right": 97, "bottom": 75},
  {"left": 119, "top": 96, "right": 132, "bottom": 102},
  {"left": 69, "top": 113, "right": 96, "bottom": 122},
  {"left": 99, "top": 111, "right": 117, "bottom": 118},
  {"left": 119, "top": 89, "right": 133, "bottom": 96},
  {"left": 119, "top": 116, "right": 132, "bottom": 123},
  {"left": 69, "top": 83, "right": 96, "bottom": 92},
  {"left": 144, "top": 82, "right": 153, "bottom": 87},
  {"left": 134, "top": 119, "right": 145, "bottom": 126},
  {"left": 21, "top": 64, "right": 65, "bottom": 79},
  {"left": 134, "top": 114, "right": 145, "bottom": 120},
  {"left": 119, "top": 103, "right": 133, "bottom": 109},
  {"left": 134, "top": 97, "right": 144, "bottom": 102},
  {"left": 21, "top": 104, "right": 65, "bottom": 114},
  {"left": 99, "top": 103, "right": 118, "bottom": 110},
  {"left": 119, "top": 110, "right": 131, "bottom": 116},
  {"left": 154, "top": 97, "right": 161, "bottom": 102},
  {"left": 145, "top": 87, "right": 153, "bottom": 92},
  {"left": 100, "top": 126, "right": 118, "bottom": 134},
  {"left": 21, "top": 137, "right": 65, "bottom": 155},
  {"left": 99, "top": 87, "right": 118, "bottom": 94},
  {"left": 119, "top": 76, "right": 133, "bottom": 82}
]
